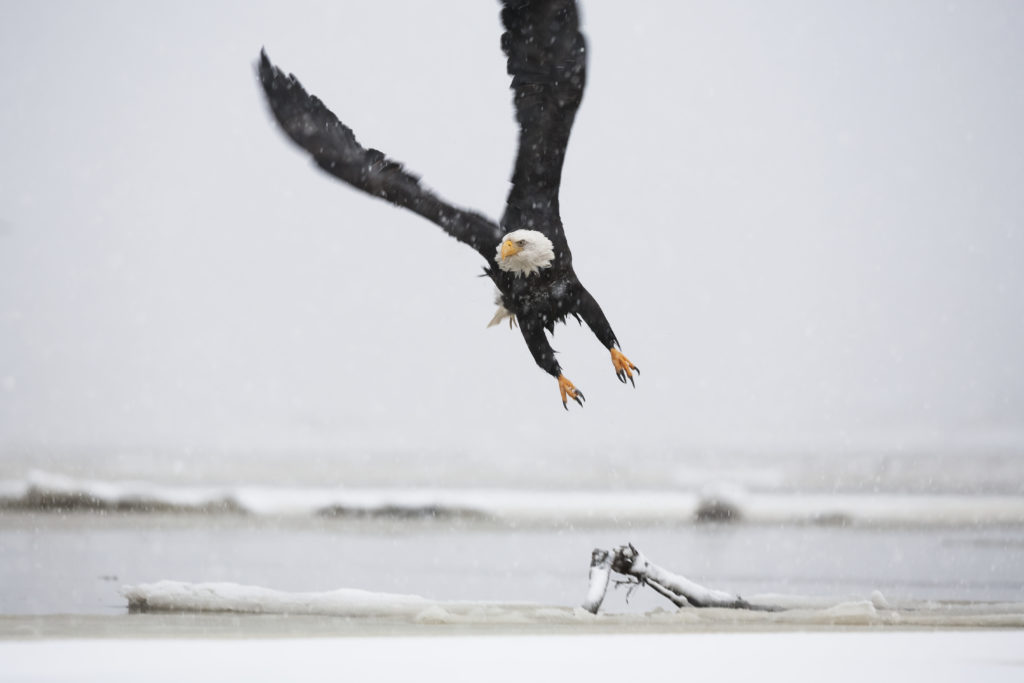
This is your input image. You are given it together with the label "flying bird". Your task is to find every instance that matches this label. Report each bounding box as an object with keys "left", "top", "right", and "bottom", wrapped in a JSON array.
[{"left": 258, "top": 0, "right": 638, "bottom": 409}]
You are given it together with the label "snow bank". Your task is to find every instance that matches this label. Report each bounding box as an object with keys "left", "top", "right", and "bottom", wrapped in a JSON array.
[{"left": 4, "top": 470, "right": 1024, "bottom": 525}]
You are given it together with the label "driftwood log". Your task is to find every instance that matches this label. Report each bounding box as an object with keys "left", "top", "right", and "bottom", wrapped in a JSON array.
[{"left": 583, "top": 544, "right": 776, "bottom": 614}]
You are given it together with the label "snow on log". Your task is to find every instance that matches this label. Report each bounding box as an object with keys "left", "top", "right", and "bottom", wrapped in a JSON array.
[
  {"left": 582, "top": 548, "right": 613, "bottom": 614},
  {"left": 124, "top": 581, "right": 436, "bottom": 617},
  {"left": 123, "top": 581, "right": 600, "bottom": 624}
]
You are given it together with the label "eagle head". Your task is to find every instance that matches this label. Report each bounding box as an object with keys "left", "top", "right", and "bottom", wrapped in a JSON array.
[{"left": 496, "top": 229, "right": 555, "bottom": 276}]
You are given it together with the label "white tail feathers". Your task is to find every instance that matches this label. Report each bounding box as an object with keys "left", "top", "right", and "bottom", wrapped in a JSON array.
[{"left": 487, "top": 305, "right": 517, "bottom": 328}]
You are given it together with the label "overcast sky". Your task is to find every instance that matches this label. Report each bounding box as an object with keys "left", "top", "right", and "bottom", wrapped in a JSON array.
[{"left": 1, "top": 1, "right": 1023, "bottom": 475}]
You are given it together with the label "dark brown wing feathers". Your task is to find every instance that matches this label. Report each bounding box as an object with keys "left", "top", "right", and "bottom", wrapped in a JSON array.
[{"left": 258, "top": 50, "right": 502, "bottom": 258}]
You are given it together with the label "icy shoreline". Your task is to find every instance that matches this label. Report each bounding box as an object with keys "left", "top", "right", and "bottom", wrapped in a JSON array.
[
  {"left": 120, "top": 580, "right": 1024, "bottom": 629},
  {"left": 3, "top": 470, "right": 1024, "bottom": 526}
]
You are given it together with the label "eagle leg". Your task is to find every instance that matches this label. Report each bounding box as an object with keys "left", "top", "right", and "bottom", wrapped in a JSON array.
[
  {"left": 610, "top": 349, "right": 639, "bottom": 387},
  {"left": 557, "top": 374, "right": 585, "bottom": 410}
]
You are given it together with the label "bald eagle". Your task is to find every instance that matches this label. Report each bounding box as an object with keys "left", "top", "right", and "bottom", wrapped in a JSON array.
[{"left": 258, "top": 0, "right": 638, "bottom": 409}]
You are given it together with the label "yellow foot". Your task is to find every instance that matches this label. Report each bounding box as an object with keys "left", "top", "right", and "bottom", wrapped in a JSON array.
[
  {"left": 611, "top": 348, "right": 639, "bottom": 387},
  {"left": 557, "top": 374, "right": 585, "bottom": 410}
]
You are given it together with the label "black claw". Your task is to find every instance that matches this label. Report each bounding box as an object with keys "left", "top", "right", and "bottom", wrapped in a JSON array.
[
  {"left": 574, "top": 393, "right": 584, "bottom": 407},
  {"left": 634, "top": 366, "right": 640, "bottom": 375},
  {"left": 562, "top": 400, "right": 568, "bottom": 411},
  {"left": 616, "top": 371, "right": 626, "bottom": 383},
  {"left": 628, "top": 375, "right": 635, "bottom": 388}
]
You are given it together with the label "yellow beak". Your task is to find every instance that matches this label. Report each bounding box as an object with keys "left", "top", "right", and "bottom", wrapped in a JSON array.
[{"left": 500, "top": 240, "right": 521, "bottom": 260}]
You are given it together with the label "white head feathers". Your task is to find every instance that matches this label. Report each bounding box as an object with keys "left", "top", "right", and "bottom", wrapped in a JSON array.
[{"left": 495, "top": 229, "right": 555, "bottom": 276}]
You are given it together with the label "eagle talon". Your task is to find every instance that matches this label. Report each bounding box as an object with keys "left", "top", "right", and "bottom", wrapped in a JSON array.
[
  {"left": 610, "top": 348, "right": 638, "bottom": 388},
  {"left": 558, "top": 374, "right": 584, "bottom": 410}
]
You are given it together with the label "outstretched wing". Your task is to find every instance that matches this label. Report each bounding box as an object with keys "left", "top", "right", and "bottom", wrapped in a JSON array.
[
  {"left": 258, "top": 50, "right": 503, "bottom": 259},
  {"left": 500, "top": 0, "right": 586, "bottom": 246}
]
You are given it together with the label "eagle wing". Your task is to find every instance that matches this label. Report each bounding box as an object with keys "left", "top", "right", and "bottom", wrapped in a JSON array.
[
  {"left": 258, "top": 50, "right": 503, "bottom": 259},
  {"left": 500, "top": 0, "right": 587, "bottom": 247}
]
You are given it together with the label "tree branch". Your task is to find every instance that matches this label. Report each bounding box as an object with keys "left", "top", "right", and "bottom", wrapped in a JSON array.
[{"left": 583, "top": 544, "right": 781, "bottom": 614}]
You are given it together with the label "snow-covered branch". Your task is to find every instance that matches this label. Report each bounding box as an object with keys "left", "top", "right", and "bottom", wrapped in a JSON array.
[
  {"left": 582, "top": 549, "right": 613, "bottom": 614},
  {"left": 584, "top": 544, "right": 772, "bottom": 614}
]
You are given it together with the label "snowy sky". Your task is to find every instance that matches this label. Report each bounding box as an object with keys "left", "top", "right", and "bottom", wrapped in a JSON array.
[{"left": 1, "top": 1, "right": 1023, "bottom": 470}]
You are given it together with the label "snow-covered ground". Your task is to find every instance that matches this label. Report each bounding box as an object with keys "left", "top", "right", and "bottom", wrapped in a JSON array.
[{"left": 3, "top": 632, "right": 1024, "bottom": 683}]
